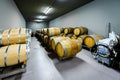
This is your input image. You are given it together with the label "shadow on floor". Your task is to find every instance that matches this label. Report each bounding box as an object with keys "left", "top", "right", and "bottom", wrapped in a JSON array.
[
  {"left": 55, "top": 57, "right": 85, "bottom": 72},
  {"left": 2, "top": 73, "right": 22, "bottom": 80}
]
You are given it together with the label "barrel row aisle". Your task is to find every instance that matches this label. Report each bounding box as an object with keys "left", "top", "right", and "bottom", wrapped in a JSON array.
[
  {"left": 35, "top": 27, "right": 120, "bottom": 70},
  {"left": 0, "top": 28, "right": 32, "bottom": 79}
]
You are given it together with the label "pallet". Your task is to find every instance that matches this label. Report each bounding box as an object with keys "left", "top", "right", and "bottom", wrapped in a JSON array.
[
  {"left": 82, "top": 45, "right": 96, "bottom": 52},
  {"left": 0, "top": 63, "right": 26, "bottom": 80}
]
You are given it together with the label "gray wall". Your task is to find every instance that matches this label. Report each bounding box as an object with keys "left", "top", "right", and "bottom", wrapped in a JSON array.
[
  {"left": 0, "top": 0, "right": 26, "bottom": 30},
  {"left": 27, "top": 22, "right": 49, "bottom": 32},
  {"left": 49, "top": 0, "right": 120, "bottom": 37}
]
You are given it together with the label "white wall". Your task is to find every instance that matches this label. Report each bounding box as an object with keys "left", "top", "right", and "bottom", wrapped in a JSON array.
[
  {"left": 0, "top": 0, "right": 26, "bottom": 30},
  {"left": 50, "top": 0, "right": 120, "bottom": 37},
  {"left": 27, "top": 22, "right": 49, "bottom": 32}
]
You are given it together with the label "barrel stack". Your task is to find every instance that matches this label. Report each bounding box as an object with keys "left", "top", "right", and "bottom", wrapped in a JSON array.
[
  {"left": 0, "top": 27, "right": 31, "bottom": 67},
  {"left": 35, "top": 26, "right": 103, "bottom": 60}
]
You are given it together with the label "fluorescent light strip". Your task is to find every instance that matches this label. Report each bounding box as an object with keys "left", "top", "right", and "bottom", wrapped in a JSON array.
[
  {"left": 45, "top": 7, "right": 53, "bottom": 14},
  {"left": 34, "top": 19, "right": 43, "bottom": 22},
  {"left": 37, "top": 15, "right": 47, "bottom": 19}
]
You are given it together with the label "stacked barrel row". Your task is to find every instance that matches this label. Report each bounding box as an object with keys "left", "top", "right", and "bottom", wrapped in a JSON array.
[
  {"left": 0, "top": 28, "right": 32, "bottom": 67},
  {"left": 36, "top": 27, "right": 103, "bottom": 59}
]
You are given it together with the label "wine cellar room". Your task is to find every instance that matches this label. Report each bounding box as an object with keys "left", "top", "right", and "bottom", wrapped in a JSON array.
[{"left": 0, "top": 0, "right": 120, "bottom": 80}]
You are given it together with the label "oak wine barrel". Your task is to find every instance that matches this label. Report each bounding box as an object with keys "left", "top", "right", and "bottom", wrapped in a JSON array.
[
  {"left": 77, "top": 34, "right": 88, "bottom": 44},
  {"left": 64, "top": 27, "right": 73, "bottom": 35},
  {"left": 74, "top": 27, "right": 88, "bottom": 36},
  {"left": 84, "top": 34, "right": 103, "bottom": 48},
  {"left": 51, "top": 37, "right": 70, "bottom": 50},
  {"left": 1, "top": 28, "right": 30, "bottom": 45},
  {"left": 0, "top": 44, "right": 29, "bottom": 67},
  {"left": 56, "top": 39, "right": 82, "bottom": 59},
  {"left": 43, "top": 28, "right": 48, "bottom": 35},
  {"left": 47, "top": 27, "right": 61, "bottom": 37}
]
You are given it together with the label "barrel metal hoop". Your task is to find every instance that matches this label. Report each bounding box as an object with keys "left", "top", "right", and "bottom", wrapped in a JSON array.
[
  {"left": 8, "top": 29, "right": 11, "bottom": 45},
  {"left": 18, "top": 28, "right": 21, "bottom": 43},
  {"left": 61, "top": 41, "right": 67, "bottom": 58},
  {"left": 4, "top": 46, "right": 9, "bottom": 66},
  {"left": 77, "top": 40, "right": 81, "bottom": 52},
  {"left": 18, "top": 44, "right": 21, "bottom": 63},
  {"left": 69, "top": 41, "right": 73, "bottom": 56}
]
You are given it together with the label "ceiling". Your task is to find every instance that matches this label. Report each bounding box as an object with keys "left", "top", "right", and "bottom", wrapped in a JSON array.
[{"left": 14, "top": 0, "right": 93, "bottom": 22}]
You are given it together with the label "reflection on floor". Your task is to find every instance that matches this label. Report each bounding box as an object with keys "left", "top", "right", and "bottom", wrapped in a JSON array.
[{"left": 3, "top": 37, "right": 120, "bottom": 80}]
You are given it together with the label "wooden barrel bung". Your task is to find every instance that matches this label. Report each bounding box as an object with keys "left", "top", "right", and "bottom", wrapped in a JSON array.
[
  {"left": 77, "top": 34, "right": 88, "bottom": 44},
  {"left": 51, "top": 37, "right": 70, "bottom": 50},
  {"left": 0, "top": 44, "right": 27, "bottom": 67},
  {"left": 64, "top": 27, "right": 73, "bottom": 35},
  {"left": 84, "top": 34, "right": 103, "bottom": 48},
  {"left": 47, "top": 27, "right": 61, "bottom": 37},
  {"left": 74, "top": 27, "right": 88, "bottom": 36},
  {"left": 56, "top": 39, "right": 82, "bottom": 59}
]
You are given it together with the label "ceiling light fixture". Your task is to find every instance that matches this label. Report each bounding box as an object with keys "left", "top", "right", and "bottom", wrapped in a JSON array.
[
  {"left": 36, "top": 15, "right": 47, "bottom": 19},
  {"left": 34, "top": 19, "right": 44, "bottom": 22},
  {"left": 42, "top": 7, "right": 54, "bottom": 14}
]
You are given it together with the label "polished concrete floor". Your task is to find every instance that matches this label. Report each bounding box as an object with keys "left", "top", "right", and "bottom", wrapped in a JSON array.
[{"left": 3, "top": 37, "right": 120, "bottom": 80}]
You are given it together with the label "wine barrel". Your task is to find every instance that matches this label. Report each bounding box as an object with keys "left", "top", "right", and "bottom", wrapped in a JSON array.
[
  {"left": 66, "top": 34, "right": 73, "bottom": 38},
  {"left": 77, "top": 34, "right": 88, "bottom": 44},
  {"left": 64, "top": 27, "right": 73, "bottom": 35},
  {"left": 84, "top": 34, "right": 103, "bottom": 48},
  {"left": 117, "top": 36, "right": 120, "bottom": 45},
  {"left": 0, "top": 44, "right": 29, "bottom": 67},
  {"left": 74, "top": 27, "right": 88, "bottom": 36},
  {"left": 47, "top": 27, "right": 61, "bottom": 37},
  {"left": 51, "top": 37, "right": 70, "bottom": 50},
  {"left": 56, "top": 39, "right": 82, "bottom": 59},
  {"left": 60, "top": 28, "right": 65, "bottom": 33},
  {"left": 71, "top": 35, "right": 77, "bottom": 39},
  {"left": 59, "top": 33, "right": 66, "bottom": 37},
  {"left": 43, "top": 28, "right": 48, "bottom": 35},
  {"left": 43, "top": 35, "right": 48, "bottom": 44},
  {"left": 48, "top": 36, "right": 58, "bottom": 50},
  {"left": 1, "top": 28, "right": 29, "bottom": 45}
]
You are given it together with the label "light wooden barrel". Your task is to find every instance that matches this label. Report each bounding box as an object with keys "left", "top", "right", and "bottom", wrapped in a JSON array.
[
  {"left": 0, "top": 44, "right": 28, "bottom": 67},
  {"left": 43, "top": 35, "right": 48, "bottom": 44},
  {"left": 41, "top": 34, "right": 45, "bottom": 42},
  {"left": 60, "top": 28, "right": 65, "bottom": 33},
  {"left": 56, "top": 39, "right": 82, "bottom": 59},
  {"left": 47, "top": 27, "right": 61, "bottom": 36},
  {"left": 51, "top": 37, "right": 70, "bottom": 50},
  {"left": 1, "top": 28, "right": 27, "bottom": 45},
  {"left": 117, "top": 36, "right": 120, "bottom": 45},
  {"left": 36, "top": 29, "right": 42, "bottom": 33},
  {"left": 71, "top": 35, "right": 77, "bottom": 39},
  {"left": 84, "top": 34, "right": 103, "bottom": 48},
  {"left": 77, "top": 34, "right": 88, "bottom": 44},
  {"left": 66, "top": 34, "right": 73, "bottom": 38},
  {"left": 64, "top": 27, "right": 73, "bottom": 35},
  {"left": 43, "top": 28, "right": 48, "bottom": 35},
  {"left": 48, "top": 36, "right": 58, "bottom": 50},
  {"left": 59, "top": 33, "right": 66, "bottom": 37},
  {"left": 74, "top": 27, "right": 88, "bottom": 36}
]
